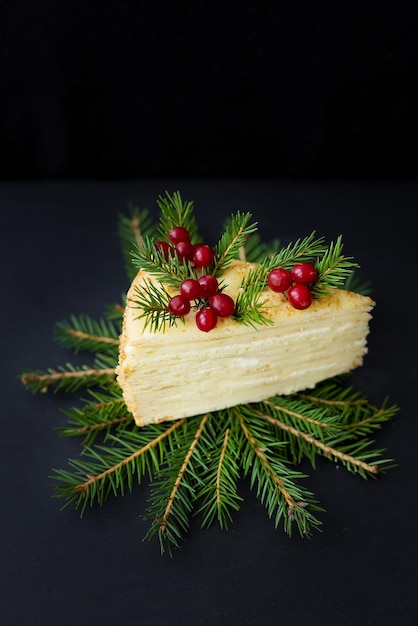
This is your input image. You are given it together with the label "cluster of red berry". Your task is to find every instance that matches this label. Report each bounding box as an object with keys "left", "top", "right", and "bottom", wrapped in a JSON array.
[
  {"left": 267, "top": 262, "right": 318, "bottom": 309},
  {"left": 157, "top": 226, "right": 235, "bottom": 332}
]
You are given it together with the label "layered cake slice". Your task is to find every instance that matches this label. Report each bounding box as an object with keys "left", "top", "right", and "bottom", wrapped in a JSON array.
[{"left": 116, "top": 258, "right": 374, "bottom": 427}]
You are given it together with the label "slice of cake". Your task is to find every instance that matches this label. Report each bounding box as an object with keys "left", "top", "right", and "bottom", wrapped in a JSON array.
[{"left": 116, "top": 259, "right": 374, "bottom": 427}]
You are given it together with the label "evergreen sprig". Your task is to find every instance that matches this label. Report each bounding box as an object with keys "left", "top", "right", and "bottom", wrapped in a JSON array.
[
  {"left": 268, "top": 231, "right": 327, "bottom": 268},
  {"left": 234, "top": 259, "right": 274, "bottom": 328},
  {"left": 56, "top": 384, "right": 133, "bottom": 445},
  {"left": 131, "top": 234, "right": 196, "bottom": 288},
  {"left": 118, "top": 204, "right": 156, "bottom": 281},
  {"left": 156, "top": 190, "right": 200, "bottom": 243},
  {"left": 212, "top": 211, "right": 258, "bottom": 276},
  {"left": 21, "top": 353, "right": 117, "bottom": 394},
  {"left": 131, "top": 279, "right": 180, "bottom": 333},
  {"left": 312, "top": 235, "right": 359, "bottom": 298},
  {"left": 55, "top": 314, "right": 120, "bottom": 355},
  {"left": 20, "top": 192, "right": 399, "bottom": 556}
]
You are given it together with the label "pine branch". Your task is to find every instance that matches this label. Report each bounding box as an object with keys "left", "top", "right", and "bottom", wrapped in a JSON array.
[
  {"left": 234, "top": 258, "right": 275, "bottom": 328},
  {"left": 21, "top": 353, "right": 117, "bottom": 394},
  {"left": 57, "top": 385, "right": 132, "bottom": 445},
  {"left": 253, "top": 388, "right": 397, "bottom": 476},
  {"left": 343, "top": 271, "right": 372, "bottom": 296},
  {"left": 213, "top": 212, "right": 258, "bottom": 276},
  {"left": 312, "top": 235, "right": 359, "bottom": 297},
  {"left": 130, "top": 278, "right": 181, "bottom": 333},
  {"left": 241, "top": 232, "right": 282, "bottom": 263},
  {"left": 118, "top": 204, "right": 157, "bottom": 281},
  {"left": 52, "top": 419, "right": 187, "bottom": 516},
  {"left": 144, "top": 413, "right": 210, "bottom": 556},
  {"left": 268, "top": 231, "right": 327, "bottom": 269},
  {"left": 131, "top": 234, "right": 196, "bottom": 288},
  {"left": 105, "top": 300, "right": 126, "bottom": 321},
  {"left": 156, "top": 190, "right": 200, "bottom": 243},
  {"left": 194, "top": 413, "right": 243, "bottom": 530},
  {"left": 235, "top": 409, "right": 324, "bottom": 537},
  {"left": 55, "top": 314, "right": 120, "bottom": 355}
]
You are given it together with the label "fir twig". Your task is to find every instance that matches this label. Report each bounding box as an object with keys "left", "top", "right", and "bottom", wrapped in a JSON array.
[
  {"left": 156, "top": 190, "right": 200, "bottom": 243},
  {"left": 118, "top": 203, "right": 157, "bottom": 281},
  {"left": 55, "top": 315, "right": 120, "bottom": 355},
  {"left": 213, "top": 212, "right": 258, "bottom": 276},
  {"left": 57, "top": 385, "right": 132, "bottom": 445},
  {"left": 194, "top": 414, "right": 243, "bottom": 530},
  {"left": 52, "top": 419, "right": 187, "bottom": 516},
  {"left": 234, "top": 258, "right": 274, "bottom": 327},
  {"left": 21, "top": 354, "right": 117, "bottom": 394},
  {"left": 312, "top": 235, "right": 359, "bottom": 297},
  {"left": 144, "top": 413, "right": 210, "bottom": 555},
  {"left": 130, "top": 278, "right": 180, "bottom": 333},
  {"left": 235, "top": 408, "right": 324, "bottom": 537}
]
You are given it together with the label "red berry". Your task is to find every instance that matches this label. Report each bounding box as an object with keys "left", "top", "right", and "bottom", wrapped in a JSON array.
[
  {"left": 180, "top": 278, "right": 202, "bottom": 300},
  {"left": 268, "top": 267, "right": 293, "bottom": 293},
  {"left": 168, "top": 226, "right": 190, "bottom": 244},
  {"left": 287, "top": 284, "right": 313, "bottom": 310},
  {"left": 291, "top": 262, "right": 318, "bottom": 286},
  {"left": 209, "top": 292, "right": 235, "bottom": 317},
  {"left": 168, "top": 294, "right": 191, "bottom": 316},
  {"left": 196, "top": 307, "right": 218, "bottom": 332},
  {"left": 193, "top": 244, "right": 215, "bottom": 268},
  {"left": 155, "top": 240, "right": 173, "bottom": 261},
  {"left": 175, "top": 240, "right": 194, "bottom": 262},
  {"left": 198, "top": 274, "right": 219, "bottom": 297}
]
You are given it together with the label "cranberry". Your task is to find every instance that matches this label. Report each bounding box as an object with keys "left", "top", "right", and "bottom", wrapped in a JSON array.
[
  {"left": 193, "top": 244, "right": 215, "bottom": 268},
  {"left": 180, "top": 278, "right": 202, "bottom": 300},
  {"left": 168, "top": 226, "right": 190, "bottom": 244},
  {"left": 168, "top": 294, "right": 191, "bottom": 316},
  {"left": 198, "top": 274, "right": 219, "bottom": 297},
  {"left": 268, "top": 268, "right": 293, "bottom": 293},
  {"left": 155, "top": 241, "right": 173, "bottom": 261},
  {"left": 175, "top": 240, "right": 194, "bottom": 262},
  {"left": 287, "top": 284, "right": 313, "bottom": 310},
  {"left": 291, "top": 262, "right": 317, "bottom": 286},
  {"left": 196, "top": 307, "right": 218, "bottom": 332},
  {"left": 209, "top": 293, "right": 235, "bottom": 317}
]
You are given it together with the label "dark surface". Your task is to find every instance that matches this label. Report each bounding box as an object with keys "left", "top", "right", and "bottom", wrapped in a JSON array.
[
  {"left": 2, "top": 179, "right": 417, "bottom": 625},
  {"left": 1, "top": 1, "right": 418, "bottom": 179}
]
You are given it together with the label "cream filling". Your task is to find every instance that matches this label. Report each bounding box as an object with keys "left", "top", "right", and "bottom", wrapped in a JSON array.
[{"left": 118, "top": 316, "right": 371, "bottom": 425}]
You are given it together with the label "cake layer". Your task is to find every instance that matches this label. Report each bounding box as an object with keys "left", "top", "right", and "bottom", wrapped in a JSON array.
[{"left": 116, "top": 260, "right": 374, "bottom": 426}]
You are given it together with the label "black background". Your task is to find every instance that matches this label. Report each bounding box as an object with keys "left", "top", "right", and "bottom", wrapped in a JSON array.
[
  {"left": 1, "top": 1, "right": 418, "bottom": 180},
  {"left": 2, "top": 2, "right": 418, "bottom": 625}
]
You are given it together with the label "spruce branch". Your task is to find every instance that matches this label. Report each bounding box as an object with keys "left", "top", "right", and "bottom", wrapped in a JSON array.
[
  {"left": 312, "top": 235, "right": 359, "bottom": 297},
  {"left": 131, "top": 235, "right": 196, "bottom": 288},
  {"left": 194, "top": 414, "right": 243, "bottom": 530},
  {"left": 241, "top": 231, "right": 282, "bottom": 264},
  {"left": 105, "top": 300, "right": 126, "bottom": 321},
  {"left": 55, "top": 314, "right": 120, "bottom": 355},
  {"left": 212, "top": 211, "right": 259, "bottom": 276},
  {"left": 235, "top": 408, "right": 323, "bottom": 537},
  {"left": 52, "top": 419, "right": 187, "bottom": 516},
  {"left": 253, "top": 387, "right": 397, "bottom": 476},
  {"left": 57, "top": 385, "right": 132, "bottom": 445},
  {"left": 268, "top": 231, "right": 327, "bottom": 269},
  {"left": 130, "top": 278, "right": 180, "bottom": 333},
  {"left": 21, "top": 354, "right": 117, "bottom": 394},
  {"left": 118, "top": 204, "right": 157, "bottom": 281},
  {"left": 156, "top": 190, "right": 200, "bottom": 243},
  {"left": 234, "top": 258, "right": 274, "bottom": 328},
  {"left": 144, "top": 413, "right": 210, "bottom": 556}
]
